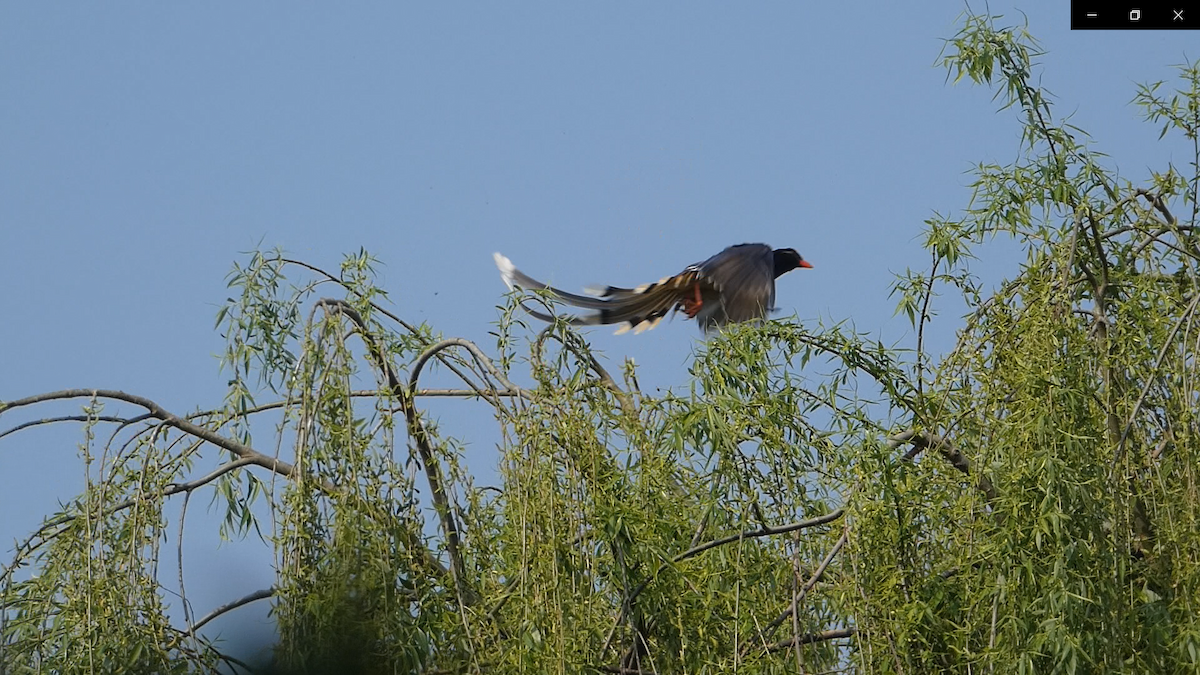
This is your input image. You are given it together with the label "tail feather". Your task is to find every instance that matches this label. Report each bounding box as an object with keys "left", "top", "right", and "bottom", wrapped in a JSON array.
[
  {"left": 493, "top": 252, "right": 519, "bottom": 290},
  {"left": 493, "top": 252, "right": 698, "bottom": 334},
  {"left": 585, "top": 284, "right": 638, "bottom": 299},
  {"left": 493, "top": 252, "right": 612, "bottom": 310}
]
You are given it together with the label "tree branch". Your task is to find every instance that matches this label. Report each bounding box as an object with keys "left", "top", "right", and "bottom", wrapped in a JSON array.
[
  {"left": 916, "top": 252, "right": 941, "bottom": 397},
  {"left": 0, "top": 390, "right": 303, "bottom": 481},
  {"left": 190, "top": 587, "right": 276, "bottom": 634},
  {"left": 765, "top": 628, "right": 856, "bottom": 653},
  {"left": 183, "top": 388, "right": 521, "bottom": 426},
  {"left": 0, "top": 414, "right": 149, "bottom": 441},
  {"left": 1136, "top": 187, "right": 1177, "bottom": 226},
  {"left": 673, "top": 510, "right": 845, "bottom": 564},
  {"left": 889, "top": 430, "right": 999, "bottom": 503},
  {"left": 409, "top": 337, "right": 529, "bottom": 405}
]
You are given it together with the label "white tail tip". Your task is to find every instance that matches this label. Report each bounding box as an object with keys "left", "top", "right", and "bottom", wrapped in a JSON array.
[{"left": 493, "top": 252, "right": 516, "bottom": 290}]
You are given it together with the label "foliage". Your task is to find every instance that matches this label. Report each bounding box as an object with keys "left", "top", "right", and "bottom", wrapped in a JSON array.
[{"left": 4, "top": 11, "right": 1200, "bottom": 675}]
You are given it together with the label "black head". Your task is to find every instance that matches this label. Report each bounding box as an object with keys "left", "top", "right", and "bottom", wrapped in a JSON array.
[{"left": 772, "top": 248, "right": 813, "bottom": 278}]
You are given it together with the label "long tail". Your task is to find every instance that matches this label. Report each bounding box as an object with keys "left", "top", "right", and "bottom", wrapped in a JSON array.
[
  {"left": 493, "top": 252, "right": 699, "bottom": 334},
  {"left": 494, "top": 253, "right": 612, "bottom": 310}
]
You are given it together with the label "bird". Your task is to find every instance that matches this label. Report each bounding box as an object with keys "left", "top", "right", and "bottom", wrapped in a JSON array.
[{"left": 492, "top": 243, "right": 812, "bottom": 334}]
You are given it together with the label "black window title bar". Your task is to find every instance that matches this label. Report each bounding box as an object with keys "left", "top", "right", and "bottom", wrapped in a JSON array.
[{"left": 1072, "top": 3, "right": 1197, "bottom": 29}]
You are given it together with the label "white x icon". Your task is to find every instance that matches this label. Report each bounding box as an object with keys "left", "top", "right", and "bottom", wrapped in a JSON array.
[{"left": 1174, "top": 8, "right": 1185, "bottom": 21}]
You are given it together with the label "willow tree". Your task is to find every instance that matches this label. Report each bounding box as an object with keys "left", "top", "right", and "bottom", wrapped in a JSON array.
[{"left": 4, "top": 13, "right": 1200, "bottom": 675}]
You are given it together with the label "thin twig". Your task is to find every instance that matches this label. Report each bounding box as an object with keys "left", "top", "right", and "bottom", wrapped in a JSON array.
[
  {"left": 673, "top": 510, "right": 845, "bottom": 564},
  {"left": 0, "top": 414, "right": 146, "bottom": 441},
  {"left": 409, "top": 337, "right": 529, "bottom": 405},
  {"left": 183, "top": 388, "right": 522, "bottom": 424},
  {"left": 987, "top": 574, "right": 1000, "bottom": 675},
  {"left": 791, "top": 530, "right": 806, "bottom": 673},
  {"left": 761, "top": 528, "right": 850, "bottom": 643},
  {"left": 177, "top": 491, "right": 199, "bottom": 656},
  {"left": 1136, "top": 187, "right": 1177, "bottom": 226},
  {"left": 916, "top": 252, "right": 941, "bottom": 398},
  {"left": 1114, "top": 292, "right": 1200, "bottom": 464}
]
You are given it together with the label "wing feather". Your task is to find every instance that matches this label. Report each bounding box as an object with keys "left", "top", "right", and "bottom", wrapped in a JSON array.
[{"left": 697, "top": 244, "right": 776, "bottom": 324}]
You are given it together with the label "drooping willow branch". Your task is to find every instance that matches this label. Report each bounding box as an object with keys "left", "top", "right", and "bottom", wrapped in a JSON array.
[
  {"left": 0, "top": 414, "right": 147, "bottom": 441},
  {"left": 1114, "top": 292, "right": 1200, "bottom": 465},
  {"left": 0, "top": 387, "right": 505, "bottom": 587},
  {"left": 532, "top": 322, "right": 635, "bottom": 416},
  {"left": 0, "top": 402, "right": 327, "bottom": 598},
  {"left": 15, "top": 456, "right": 259, "bottom": 553},
  {"left": 0, "top": 299, "right": 522, "bottom": 630},
  {"left": 315, "top": 299, "right": 503, "bottom": 607},
  {"left": 601, "top": 508, "right": 846, "bottom": 658},
  {"left": 283, "top": 257, "right": 489, "bottom": 391}
]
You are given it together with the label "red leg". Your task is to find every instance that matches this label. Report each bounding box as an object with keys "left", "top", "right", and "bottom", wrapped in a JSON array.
[{"left": 683, "top": 282, "right": 704, "bottom": 319}]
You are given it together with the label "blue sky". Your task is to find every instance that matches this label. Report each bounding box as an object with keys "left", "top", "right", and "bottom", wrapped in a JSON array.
[{"left": 2, "top": 2, "right": 1195, "bottom": 665}]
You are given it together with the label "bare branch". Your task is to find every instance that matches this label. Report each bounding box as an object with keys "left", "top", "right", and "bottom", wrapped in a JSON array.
[
  {"left": 180, "top": 387, "right": 522, "bottom": 430},
  {"left": 415, "top": 388, "right": 523, "bottom": 397},
  {"left": 1136, "top": 187, "right": 1178, "bottom": 226},
  {"left": 594, "top": 666, "right": 655, "bottom": 675},
  {"left": 409, "top": 337, "right": 529, "bottom": 404},
  {"left": 177, "top": 491, "right": 199, "bottom": 655},
  {"left": 673, "top": 510, "right": 845, "bottom": 564},
  {"left": 0, "top": 389, "right": 302, "bottom": 481},
  {"left": 916, "top": 251, "right": 941, "bottom": 397},
  {"left": 0, "top": 414, "right": 149, "bottom": 441},
  {"left": 190, "top": 587, "right": 276, "bottom": 634},
  {"left": 1131, "top": 226, "right": 1196, "bottom": 260},
  {"left": 765, "top": 628, "right": 856, "bottom": 653}
]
